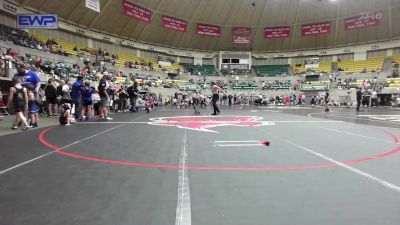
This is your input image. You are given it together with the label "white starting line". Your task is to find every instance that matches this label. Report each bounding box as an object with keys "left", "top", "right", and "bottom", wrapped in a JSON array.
[
  {"left": 77, "top": 120, "right": 343, "bottom": 124},
  {"left": 213, "top": 140, "right": 265, "bottom": 147}
]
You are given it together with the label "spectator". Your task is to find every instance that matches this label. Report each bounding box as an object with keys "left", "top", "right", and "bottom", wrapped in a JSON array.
[
  {"left": 0, "top": 88, "right": 5, "bottom": 118},
  {"left": 45, "top": 78, "right": 58, "bottom": 117},
  {"left": 59, "top": 103, "right": 74, "bottom": 126},
  {"left": 98, "top": 74, "right": 113, "bottom": 120},
  {"left": 136, "top": 95, "right": 145, "bottom": 111},
  {"left": 28, "top": 88, "right": 40, "bottom": 127},
  {"left": 15, "top": 63, "right": 41, "bottom": 94},
  {"left": 60, "top": 79, "right": 73, "bottom": 107},
  {"left": 127, "top": 81, "right": 139, "bottom": 112},
  {"left": 356, "top": 88, "right": 362, "bottom": 111},
  {"left": 117, "top": 88, "right": 128, "bottom": 112},
  {"left": 81, "top": 81, "right": 95, "bottom": 120},
  {"left": 371, "top": 90, "right": 378, "bottom": 107},
  {"left": 7, "top": 77, "right": 32, "bottom": 130},
  {"left": 70, "top": 76, "right": 83, "bottom": 120}
]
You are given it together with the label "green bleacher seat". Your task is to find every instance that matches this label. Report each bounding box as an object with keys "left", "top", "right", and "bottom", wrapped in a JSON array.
[
  {"left": 253, "top": 65, "right": 289, "bottom": 77},
  {"left": 181, "top": 64, "right": 216, "bottom": 76}
]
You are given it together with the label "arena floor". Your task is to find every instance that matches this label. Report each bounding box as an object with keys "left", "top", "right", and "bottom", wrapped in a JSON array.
[{"left": 1, "top": 106, "right": 400, "bottom": 225}]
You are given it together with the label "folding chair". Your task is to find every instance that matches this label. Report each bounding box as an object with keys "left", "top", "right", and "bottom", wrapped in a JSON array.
[{"left": 0, "top": 101, "right": 9, "bottom": 116}]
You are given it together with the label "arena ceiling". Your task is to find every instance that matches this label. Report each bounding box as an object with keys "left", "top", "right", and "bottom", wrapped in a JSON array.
[{"left": 9, "top": 0, "right": 400, "bottom": 52}]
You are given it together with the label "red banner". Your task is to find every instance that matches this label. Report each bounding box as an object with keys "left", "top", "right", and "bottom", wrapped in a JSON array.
[
  {"left": 123, "top": 1, "right": 151, "bottom": 23},
  {"left": 345, "top": 12, "right": 382, "bottom": 30},
  {"left": 197, "top": 24, "right": 220, "bottom": 37},
  {"left": 232, "top": 27, "right": 252, "bottom": 44},
  {"left": 302, "top": 22, "right": 331, "bottom": 36},
  {"left": 162, "top": 16, "right": 187, "bottom": 32},
  {"left": 264, "top": 27, "right": 290, "bottom": 38}
]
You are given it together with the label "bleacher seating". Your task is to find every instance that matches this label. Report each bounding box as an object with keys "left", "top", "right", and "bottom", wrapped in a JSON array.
[
  {"left": 263, "top": 80, "right": 292, "bottom": 90},
  {"left": 181, "top": 64, "right": 216, "bottom": 75},
  {"left": 232, "top": 81, "right": 258, "bottom": 90},
  {"left": 315, "top": 61, "right": 332, "bottom": 73},
  {"left": 337, "top": 56, "right": 385, "bottom": 74},
  {"left": 390, "top": 55, "right": 400, "bottom": 64},
  {"left": 29, "top": 31, "right": 165, "bottom": 72},
  {"left": 386, "top": 78, "right": 400, "bottom": 88},
  {"left": 253, "top": 65, "right": 289, "bottom": 77}
]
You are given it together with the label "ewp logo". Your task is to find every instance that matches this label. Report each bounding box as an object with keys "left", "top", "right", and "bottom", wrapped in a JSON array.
[{"left": 17, "top": 14, "right": 58, "bottom": 29}]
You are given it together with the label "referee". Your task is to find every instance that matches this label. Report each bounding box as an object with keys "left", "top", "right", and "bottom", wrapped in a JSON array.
[{"left": 211, "top": 82, "right": 221, "bottom": 115}]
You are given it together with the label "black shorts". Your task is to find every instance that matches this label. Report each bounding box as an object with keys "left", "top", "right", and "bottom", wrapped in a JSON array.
[
  {"left": 59, "top": 115, "right": 67, "bottom": 125},
  {"left": 83, "top": 100, "right": 92, "bottom": 107},
  {"left": 47, "top": 97, "right": 57, "bottom": 105},
  {"left": 13, "top": 104, "right": 25, "bottom": 113}
]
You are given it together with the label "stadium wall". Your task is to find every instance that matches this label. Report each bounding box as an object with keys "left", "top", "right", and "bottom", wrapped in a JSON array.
[{"left": 1, "top": 6, "right": 400, "bottom": 68}]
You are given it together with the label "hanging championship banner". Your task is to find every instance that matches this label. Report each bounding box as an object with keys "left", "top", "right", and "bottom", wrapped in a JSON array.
[
  {"left": 264, "top": 27, "right": 290, "bottom": 38},
  {"left": 302, "top": 22, "right": 331, "bottom": 36},
  {"left": 123, "top": 1, "right": 151, "bottom": 23},
  {"left": 345, "top": 11, "right": 382, "bottom": 30},
  {"left": 197, "top": 24, "right": 220, "bottom": 37},
  {"left": 232, "top": 27, "right": 252, "bottom": 44},
  {"left": 85, "top": 0, "right": 100, "bottom": 12},
  {"left": 162, "top": 16, "right": 187, "bottom": 32}
]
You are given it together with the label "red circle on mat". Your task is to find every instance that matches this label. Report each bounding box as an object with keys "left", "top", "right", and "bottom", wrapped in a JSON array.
[{"left": 39, "top": 126, "right": 400, "bottom": 171}]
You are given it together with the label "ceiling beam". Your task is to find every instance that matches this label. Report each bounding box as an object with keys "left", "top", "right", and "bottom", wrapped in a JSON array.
[
  {"left": 19, "top": 0, "right": 31, "bottom": 7},
  {"left": 136, "top": 0, "right": 163, "bottom": 40},
  {"left": 212, "top": 0, "right": 237, "bottom": 51},
  {"left": 334, "top": 0, "right": 341, "bottom": 47},
  {"left": 289, "top": 0, "right": 302, "bottom": 50},
  {"left": 88, "top": 0, "right": 113, "bottom": 28},
  {"left": 177, "top": 0, "right": 203, "bottom": 49},
  {"left": 251, "top": 0, "right": 269, "bottom": 52},
  {"left": 66, "top": 1, "right": 84, "bottom": 21},
  {"left": 37, "top": 0, "right": 49, "bottom": 12}
]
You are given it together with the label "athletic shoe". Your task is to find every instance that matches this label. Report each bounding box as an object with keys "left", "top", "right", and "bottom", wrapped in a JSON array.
[
  {"left": 22, "top": 125, "right": 33, "bottom": 130},
  {"left": 105, "top": 117, "right": 113, "bottom": 120},
  {"left": 11, "top": 125, "right": 18, "bottom": 129}
]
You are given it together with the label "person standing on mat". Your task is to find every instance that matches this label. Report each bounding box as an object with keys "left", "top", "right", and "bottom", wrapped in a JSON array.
[
  {"left": 7, "top": 77, "right": 32, "bottom": 130},
  {"left": 324, "top": 91, "right": 330, "bottom": 112},
  {"left": 70, "top": 76, "right": 83, "bottom": 120},
  {"left": 45, "top": 78, "right": 58, "bottom": 117},
  {"left": 211, "top": 82, "right": 221, "bottom": 115},
  {"left": 356, "top": 88, "right": 362, "bottom": 111},
  {"left": 98, "top": 74, "right": 113, "bottom": 120},
  {"left": 14, "top": 63, "right": 40, "bottom": 95},
  {"left": 127, "top": 81, "right": 139, "bottom": 112}
]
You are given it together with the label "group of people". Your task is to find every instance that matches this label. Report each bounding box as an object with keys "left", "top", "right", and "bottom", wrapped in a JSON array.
[
  {"left": 5, "top": 64, "right": 41, "bottom": 129},
  {"left": 2, "top": 62, "right": 164, "bottom": 129}
]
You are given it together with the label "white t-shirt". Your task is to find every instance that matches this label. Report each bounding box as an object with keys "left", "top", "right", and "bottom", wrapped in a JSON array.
[{"left": 62, "top": 84, "right": 71, "bottom": 100}]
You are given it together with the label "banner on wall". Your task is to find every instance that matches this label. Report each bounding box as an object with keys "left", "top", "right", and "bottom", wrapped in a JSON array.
[
  {"left": 197, "top": 24, "right": 220, "bottom": 37},
  {"left": 222, "top": 64, "right": 249, "bottom": 70},
  {"left": 232, "top": 27, "right": 252, "bottom": 44},
  {"left": 85, "top": 0, "right": 100, "bottom": 12},
  {"left": 17, "top": 14, "right": 58, "bottom": 29},
  {"left": 162, "top": 16, "right": 187, "bottom": 32},
  {"left": 264, "top": 27, "right": 291, "bottom": 38},
  {"left": 123, "top": 1, "right": 151, "bottom": 23},
  {"left": 302, "top": 22, "right": 331, "bottom": 36},
  {"left": 345, "top": 11, "right": 382, "bottom": 30}
]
